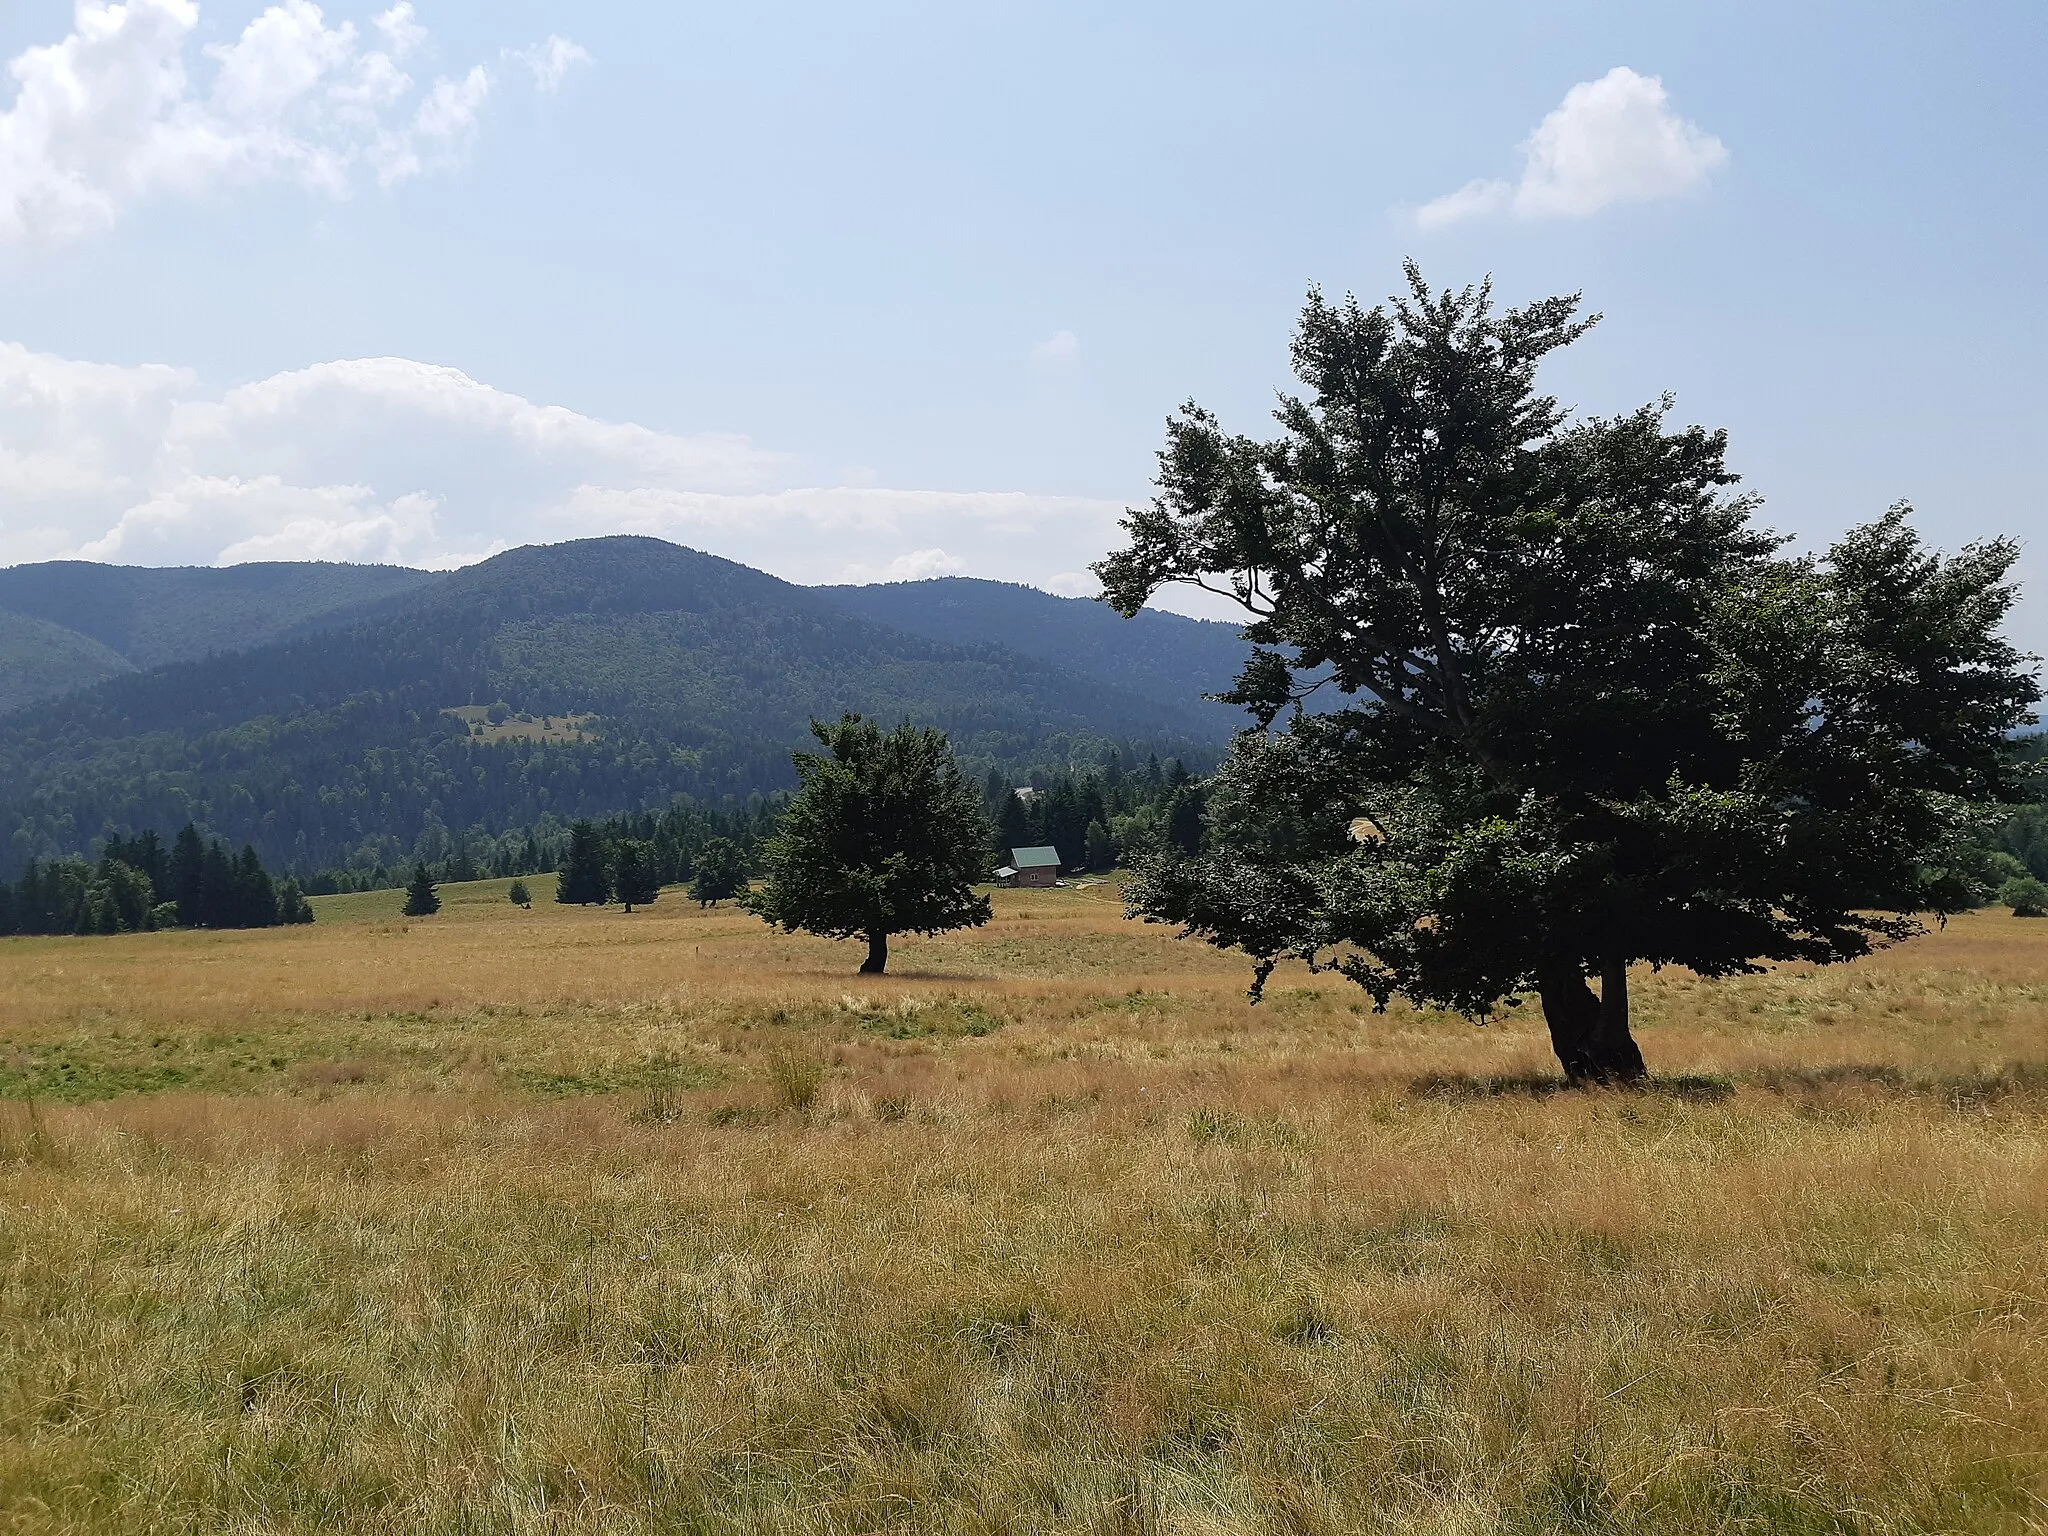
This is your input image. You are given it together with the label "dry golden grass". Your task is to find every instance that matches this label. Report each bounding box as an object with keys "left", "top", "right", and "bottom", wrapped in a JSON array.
[{"left": 2, "top": 881, "right": 2046, "bottom": 1533}]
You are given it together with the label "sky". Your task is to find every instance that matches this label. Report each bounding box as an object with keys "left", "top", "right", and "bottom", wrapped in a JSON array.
[{"left": 0, "top": 0, "right": 2042, "bottom": 653}]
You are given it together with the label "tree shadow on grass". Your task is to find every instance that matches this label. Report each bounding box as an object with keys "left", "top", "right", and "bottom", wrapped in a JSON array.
[
  {"left": 1410, "top": 1072, "right": 1737, "bottom": 1104},
  {"left": 1752, "top": 1060, "right": 2048, "bottom": 1106},
  {"left": 1411, "top": 1061, "right": 2048, "bottom": 1108}
]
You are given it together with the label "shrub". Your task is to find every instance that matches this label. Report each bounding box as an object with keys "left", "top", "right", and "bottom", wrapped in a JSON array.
[
  {"left": 508, "top": 879, "right": 531, "bottom": 908},
  {"left": 1999, "top": 876, "right": 2048, "bottom": 917}
]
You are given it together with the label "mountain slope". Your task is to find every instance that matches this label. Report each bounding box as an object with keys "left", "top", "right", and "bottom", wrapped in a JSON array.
[
  {"left": 818, "top": 577, "right": 1250, "bottom": 731},
  {"left": 0, "top": 538, "right": 1226, "bottom": 874},
  {"left": 0, "top": 611, "right": 135, "bottom": 715},
  {"left": 0, "top": 560, "right": 439, "bottom": 671}
]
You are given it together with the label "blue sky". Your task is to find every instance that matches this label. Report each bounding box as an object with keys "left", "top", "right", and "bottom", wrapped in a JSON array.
[{"left": 0, "top": 0, "right": 2042, "bottom": 653}]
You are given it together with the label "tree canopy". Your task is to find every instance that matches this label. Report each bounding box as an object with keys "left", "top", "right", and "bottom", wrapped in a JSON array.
[
  {"left": 1096, "top": 265, "right": 2039, "bottom": 1083},
  {"left": 613, "top": 839, "right": 659, "bottom": 911},
  {"left": 746, "top": 715, "right": 993, "bottom": 974},
  {"left": 557, "top": 821, "right": 610, "bottom": 906},
  {"left": 689, "top": 837, "right": 748, "bottom": 907}
]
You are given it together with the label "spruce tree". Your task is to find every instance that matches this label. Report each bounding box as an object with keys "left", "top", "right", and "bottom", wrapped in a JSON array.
[
  {"left": 1085, "top": 820, "right": 1115, "bottom": 872},
  {"left": 557, "top": 820, "right": 610, "bottom": 905},
  {"left": 233, "top": 846, "right": 280, "bottom": 927},
  {"left": 402, "top": 864, "right": 441, "bottom": 916},
  {"left": 613, "top": 839, "right": 660, "bottom": 912},
  {"left": 508, "top": 878, "right": 532, "bottom": 908},
  {"left": 995, "top": 791, "right": 1032, "bottom": 860},
  {"left": 275, "top": 879, "right": 316, "bottom": 925},
  {"left": 167, "top": 823, "right": 205, "bottom": 927}
]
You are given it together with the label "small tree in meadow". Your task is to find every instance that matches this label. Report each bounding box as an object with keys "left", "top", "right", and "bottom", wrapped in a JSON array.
[
  {"left": 746, "top": 715, "right": 992, "bottom": 974},
  {"left": 508, "top": 878, "right": 532, "bottom": 908},
  {"left": 689, "top": 837, "right": 748, "bottom": 907},
  {"left": 402, "top": 864, "right": 440, "bottom": 917},
  {"left": 613, "top": 840, "right": 660, "bottom": 912},
  {"left": 275, "top": 879, "right": 315, "bottom": 925}
]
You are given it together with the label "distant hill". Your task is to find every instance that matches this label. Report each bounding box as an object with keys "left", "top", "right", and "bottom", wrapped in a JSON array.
[
  {"left": 818, "top": 577, "right": 1249, "bottom": 732},
  {"left": 0, "top": 611, "right": 135, "bottom": 715},
  {"left": 0, "top": 538, "right": 1230, "bottom": 875},
  {"left": 0, "top": 560, "right": 437, "bottom": 673}
]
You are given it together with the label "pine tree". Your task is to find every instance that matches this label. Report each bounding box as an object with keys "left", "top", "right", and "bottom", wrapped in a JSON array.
[
  {"left": 995, "top": 791, "right": 1032, "bottom": 861},
  {"left": 1085, "top": 820, "right": 1115, "bottom": 872},
  {"left": 275, "top": 879, "right": 316, "bottom": 925},
  {"left": 613, "top": 839, "right": 660, "bottom": 912},
  {"left": 167, "top": 823, "right": 205, "bottom": 927},
  {"left": 233, "top": 846, "right": 279, "bottom": 927},
  {"left": 508, "top": 878, "right": 531, "bottom": 908},
  {"left": 557, "top": 820, "right": 610, "bottom": 905},
  {"left": 402, "top": 864, "right": 441, "bottom": 916}
]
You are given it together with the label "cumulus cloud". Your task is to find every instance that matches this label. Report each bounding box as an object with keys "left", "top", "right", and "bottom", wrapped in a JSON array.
[
  {"left": 0, "top": 1, "right": 586, "bottom": 243},
  {"left": 1030, "top": 330, "right": 1080, "bottom": 364},
  {"left": 835, "top": 547, "right": 971, "bottom": 585},
  {"left": 1415, "top": 67, "right": 1726, "bottom": 230},
  {"left": 0, "top": 341, "right": 1130, "bottom": 594},
  {"left": 512, "top": 35, "right": 590, "bottom": 95}
]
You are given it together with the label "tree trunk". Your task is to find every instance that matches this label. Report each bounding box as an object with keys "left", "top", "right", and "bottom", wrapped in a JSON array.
[
  {"left": 1537, "top": 957, "right": 1647, "bottom": 1086},
  {"left": 860, "top": 930, "right": 889, "bottom": 974}
]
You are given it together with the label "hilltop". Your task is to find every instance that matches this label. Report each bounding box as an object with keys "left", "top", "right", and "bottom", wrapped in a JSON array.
[{"left": 0, "top": 538, "right": 1245, "bottom": 874}]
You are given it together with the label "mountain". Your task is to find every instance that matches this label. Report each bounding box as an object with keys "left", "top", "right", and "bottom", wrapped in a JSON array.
[
  {"left": 0, "top": 610, "right": 136, "bottom": 715},
  {"left": 0, "top": 538, "right": 1231, "bottom": 876},
  {"left": 818, "top": 577, "right": 1248, "bottom": 732},
  {"left": 0, "top": 559, "right": 437, "bottom": 673}
]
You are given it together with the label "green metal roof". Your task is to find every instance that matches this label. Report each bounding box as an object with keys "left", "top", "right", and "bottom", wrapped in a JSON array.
[{"left": 1011, "top": 845, "right": 1061, "bottom": 868}]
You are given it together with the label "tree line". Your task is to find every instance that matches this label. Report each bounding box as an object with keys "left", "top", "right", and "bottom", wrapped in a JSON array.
[
  {"left": 985, "top": 751, "right": 1206, "bottom": 872},
  {"left": 0, "top": 824, "right": 313, "bottom": 937}
]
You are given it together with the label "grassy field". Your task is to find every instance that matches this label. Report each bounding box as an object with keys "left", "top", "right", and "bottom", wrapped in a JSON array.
[{"left": 1, "top": 879, "right": 2045, "bottom": 1533}]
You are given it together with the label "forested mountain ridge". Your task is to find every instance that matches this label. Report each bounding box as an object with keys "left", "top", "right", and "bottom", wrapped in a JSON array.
[
  {"left": 0, "top": 537, "right": 1232, "bottom": 877},
  {"left": 0, "top": 554, "right": 1253, "bottom": 716},
  {"left": 818, "top": 578, "right": 1249, "bottom": 732},
  {"left": 0, "top": 559, "right": 437, "bottom": 673}
]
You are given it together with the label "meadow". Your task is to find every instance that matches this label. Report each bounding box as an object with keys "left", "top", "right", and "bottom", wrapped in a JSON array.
[{"left": 1, "top": 877, "right": 2045, "bottom": 1534}]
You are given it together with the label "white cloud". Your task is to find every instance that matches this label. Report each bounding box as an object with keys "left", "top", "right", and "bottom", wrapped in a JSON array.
[
  {"left": 1416, "top": 67, "right": 1726, "bottom": 230},
  {"left": 1041, "top": 570, "right": 1098, "bottom": 599},
  {"left": 512, "top": 35, "right": 590, "bottom": 95},
  {"left": 0, "top": 1, "right": 587, "bottom": 243},
  {"left": 0, "top": 340, "right": 1132, "bottom": 594},
  {"left": 836, "top": 547, "right": 970, "bottom": 585},
  {"left": 1030, "top": 329, "right": 1080, "bottom": 364}
]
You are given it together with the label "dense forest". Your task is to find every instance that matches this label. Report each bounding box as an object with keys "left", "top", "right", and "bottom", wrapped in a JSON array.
[
  {"left": 820, "top": 578, "right": 1251, "bottom": 735},
  {"left": 0, "top": 824, "right": 312, "bottom": 936},
  {"left": 0, "top": 539, "right": 1231, "bottom": 881}
]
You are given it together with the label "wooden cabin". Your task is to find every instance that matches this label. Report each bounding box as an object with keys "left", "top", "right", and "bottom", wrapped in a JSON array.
[{"left": 1006, "top": 845, "right": 1062, "bottom": 887}]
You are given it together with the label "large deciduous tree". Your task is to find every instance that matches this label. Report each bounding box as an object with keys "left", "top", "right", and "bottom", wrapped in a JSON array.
[
  {"left": 746, "top": 715, "right": 992, "bottom": 974},
  {"left": 1096, "top": 265, "right": 2039, "bottom": 1084},
  {"left": 689, "top": 837, "right": 748, "bottom": 907}
]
